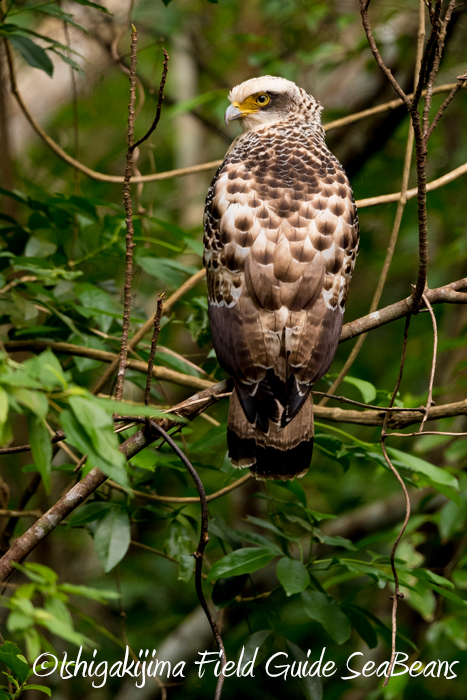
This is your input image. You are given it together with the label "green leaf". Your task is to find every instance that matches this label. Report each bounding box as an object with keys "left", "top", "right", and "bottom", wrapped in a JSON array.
[
  {"left": 24, "top": 628, "right": 41, "bottom": 664},
  {"left": 64, "top": 397, "right": 128, "bottom": 486},
  {"left": 386, "top": 447, "right": 458, "bottom": 491},
  {"left": 59, "top": 583, "right": 119, "bottom": 602},
  {"left": 27, "top": 415, "right": 52, "bottom": 491},
  {"left": 241, "top": 630, "right": 273, "bottom": 668},
  {"left": 314, "top": 533, "right": 357, "bottom": 551},
  {"left": 286, "top": 641, "right": 323, "bottom": 700},
  {"left": 166, "top": 524, "right": 194, "bottom": 582},
  {"left": 212, "top": 574, "right": 248, "bottom": 606},
  {"left": 14, "top": 388, "right": 48, "bottom": 419},
  {"left": 24, "top": 349, "right": 67, "bottom": 391},
  {"left": 24, "top": 236, "right": 57, "bottom": 258},
  {"left": 0, "top": 387, "right": 8, "bottom": 428},
  {"left": 207, "top": 548, "right": 276, "bottom": 583},
  {"left": 427, "top": 583, "right": 467, "bottom": 608},
  {"left": 276, "top": 557, "right": 310, "bottom": 596},
  {"left": 44, "top": 597, "right": 72, "bottom": 628},
  {"left": 341, "top": 604, "right": 378, "bottom": 649},
  {"left": 35, "top": 611, "right": 93, "bottom": 647},
  {"left": 23, "top": 3, "right": 89, "bottom": 34},
  {"left": 9, "top": 36, "right": 53, "bottom": 76},
  {"left": 302, "top": 590, "right": 351, "bottom": 644},
  {"left": 235, "top": 530, "right": 283, "bottom": 556},
  {"left": 67, "top": 501, "right": 114, "bottom": 528},
  {"left": 75, "top": 282, "right": 118, "bottom": 333},
  {"left": 6, "top": 610, "right": 34, "bottom": 633},
  {"left": 342, "top": 376, "right": 376, "bottom": 404},
  {"left": 438, "top": 496, "right": 467, "bottom": 539},
  {"left": 92, "top": 396, "right": 182, "bottom": 421},
  {"left": 190, "top": 424, "right": 226, "bottom": 452},
  {"left": 18, "top": 563, "right": 57, "bottom": 584},
  {"left": 209, "top": 516, "right": 243, "bottom": 550},
  {"left": 24, "top": 686, "right": 51, "bottom": 697},
  {"left": 412, "top": 568, "right": 455, "bottom": 590},
  {"left": 245, "top": 515, "right": 298, "bottom": 542},
  {"left": 0, "top": 642, "right": 29, "bottom": 685},
  {"left": 273, "top": 480, "right": 307, "bottom": 506},
  {"left": 93, "top": 508, "right": 131, "bottom": 573}
]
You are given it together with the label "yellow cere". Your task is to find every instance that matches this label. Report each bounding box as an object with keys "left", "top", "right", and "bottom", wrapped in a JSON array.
[{"left": 234, "top": 93, "right": 271, "bottom": 114}]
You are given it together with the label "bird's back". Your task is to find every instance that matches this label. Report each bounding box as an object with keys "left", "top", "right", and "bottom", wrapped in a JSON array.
[{"left": 204, "top": 91, "right": 358, "bottom": 479}]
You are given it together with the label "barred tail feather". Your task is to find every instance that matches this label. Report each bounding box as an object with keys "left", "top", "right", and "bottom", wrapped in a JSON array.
[{"left": 227, "top": 388, "right": 314, "bottom": 480}]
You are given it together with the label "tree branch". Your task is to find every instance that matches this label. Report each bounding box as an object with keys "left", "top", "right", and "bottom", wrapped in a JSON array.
[
  {"left": 0, "top": 428, "right": 148, "bottom": 582},
  {"left": 0, "top": 430, "right": 65, "bottom": 456},
  {"left": 107, "top": 472, "right": 252, "bottom": 505},
  {"left": 5, "top": 277, "right": 467, "bottom": 393},
  {"left": 145, "top": 292, "right": 165, "bottom": 406},
  {"left": 148, "top": 421, "right": 226, "bottom": 699},
  {"left": 358, "top": 0, "right": 411, "bottom": 107},
  {"left": 4, "top": 34, "right": 464, "bottom": 187},
  {"left": 355, "top": 159, "right": 467, "bottom": 208},
  {"left": 115, "top": 26, "right": 138, "bottom": 401}
]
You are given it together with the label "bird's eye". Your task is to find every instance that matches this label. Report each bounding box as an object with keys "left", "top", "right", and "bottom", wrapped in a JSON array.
[{"left": 255, "top": 94, "right": 270, "bottom": 106}]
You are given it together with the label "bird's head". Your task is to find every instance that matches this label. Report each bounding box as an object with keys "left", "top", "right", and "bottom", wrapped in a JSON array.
[{"left": 225, "top": 76, "right": 322, "bottom": 132}]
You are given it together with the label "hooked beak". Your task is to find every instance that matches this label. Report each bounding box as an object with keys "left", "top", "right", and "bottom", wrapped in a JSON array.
[{"left": 224, "top": 102, "right": 243, "bottom": 126}]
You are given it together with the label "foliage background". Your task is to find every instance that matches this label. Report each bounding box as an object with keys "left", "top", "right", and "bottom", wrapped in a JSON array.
[{"left": 0, "top": 0, "right": 467, "bottom": 699}]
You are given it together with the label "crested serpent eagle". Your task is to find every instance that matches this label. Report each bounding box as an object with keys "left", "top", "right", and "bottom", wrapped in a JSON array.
[{"left": 203, "top": 76, "right": 359, "bottom": 480}]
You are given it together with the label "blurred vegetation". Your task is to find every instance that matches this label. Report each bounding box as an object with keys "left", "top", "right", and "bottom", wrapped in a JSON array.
[{"left": 0, "top": 1, "right": 467, "bottom": 699}]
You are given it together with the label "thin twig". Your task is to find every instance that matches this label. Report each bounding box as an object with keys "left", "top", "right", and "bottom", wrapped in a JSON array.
[
  {"left": 380, "top": 439, "right": 411, "bottom": 688},
  {"left": 0, "top": 509, "right": 42, "bottom": 519},
  {"left": 422, "top": 0, "right": 457, "bottom": 138},
  {"left": 131, "top": 49, "right": 169, "bottom": 152},
  {"left": 4, "top": 35, "right": 465, "bottom": 186},
  {"left": 321, "top": 0, "right": 426, "bottom": 405},
  {"left": 149, "top": 421, "right": 226, "bottom": 699},
  {"left": 110, "top": 21, "right": 146, "bottom": 122},
  {"left": 0, "top": 275, "right": 37, "bottom": 295},
  {"left": 73, "top": 454, "right": 88, "bottom": 475},
  {"left": 312, "top": 391, "right": 424, "bottom": 412},
  {"left": 115, "top": 26, "right": 138, "bottom": 402},
  {"left": 0, "top": 473, "right": 42, "bottom": 555},
  {"left": 0, "top": 431, "right": 65, "bottom": 456},
  {"left": 107, "top": 472, "right": 252, "bottom": 504},
  {"left": 355, "top": 159, "right": 467, "bottom": 208},
  {"left": 426, "top": 70, "right": 467, "bottom": 139},
  {"left": 145, "top": 292, "right": 165, "bottom": 406},
  {"left": 387, "top": 430, "right": 467, "bottom": 438},
  {"left": 381, "top": 316, "right": 411, "bottom": 687},
  {"left": 358, "top": 0, "right": 464, "bottom": 312},
  {"left": 322, "top": 82, "right": 463, "bottom": 131},
  {"left": 358, "top": 0, "right": 411, "bottom": 107},
  {"left": 130, "top": 540, "right": 178, "bottom": 564},
  {"left": 419, "top": 293, "right": 438, "bottom": 433}
]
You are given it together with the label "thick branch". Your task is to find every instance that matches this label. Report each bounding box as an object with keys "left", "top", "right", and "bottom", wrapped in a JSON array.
[{"left": 0, "top": 428, "right": 148, "bottom": 582}]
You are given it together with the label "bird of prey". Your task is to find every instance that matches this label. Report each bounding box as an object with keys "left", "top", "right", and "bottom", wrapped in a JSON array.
[{"left": 203, "top": 76, "right": 359, "bottom": 480}]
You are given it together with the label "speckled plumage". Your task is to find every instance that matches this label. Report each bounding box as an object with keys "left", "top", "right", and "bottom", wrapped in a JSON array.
[{"left": 203, "top": 76, "right": 359, "bottom": 479}]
